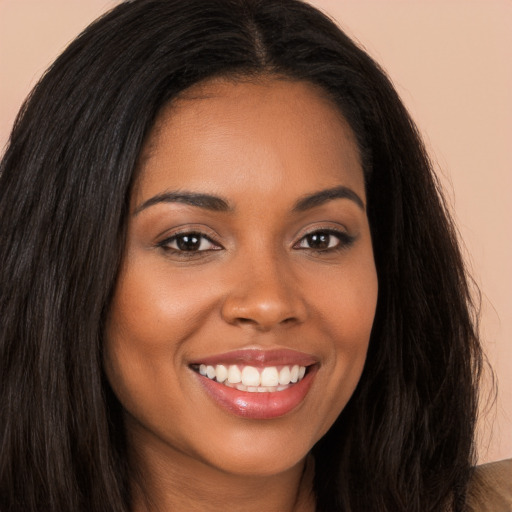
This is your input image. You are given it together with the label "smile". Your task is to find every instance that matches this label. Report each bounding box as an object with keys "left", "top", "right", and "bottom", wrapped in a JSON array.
[
  {"left": 189, "top": 349, "right": 318, "bottom": 419},
  {"left": 193, "top": 363, "right": 307, "bottom": 392}
]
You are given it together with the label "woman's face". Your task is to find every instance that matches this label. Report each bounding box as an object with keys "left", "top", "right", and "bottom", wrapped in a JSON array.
[{"left": 104, "top": 78, "right": 378, "bottom": 478}]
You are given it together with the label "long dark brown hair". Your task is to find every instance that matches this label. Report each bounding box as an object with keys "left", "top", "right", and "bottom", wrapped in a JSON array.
[{"left": 0, "top": 1, "right": 482, "bottom": 510}]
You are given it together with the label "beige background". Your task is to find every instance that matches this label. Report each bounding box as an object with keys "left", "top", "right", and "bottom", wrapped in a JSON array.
[{"left": 0, "top": 0, "right": 510, "bottom": 464}]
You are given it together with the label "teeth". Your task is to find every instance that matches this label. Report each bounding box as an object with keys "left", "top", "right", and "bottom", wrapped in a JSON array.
[
  {"left": 261, "top": 367, "right": 279, "bottom": 387},
  {"left": 278, "top": 366, "right": 291, "bottom": 385},
  {"left": 196, "top": 363, "right": 308, "bottom": 392},
  {"left": 241, "top": 366, "right": 260, "bottom": 387},
  {"left": 216, "top": 364, "right": 228, "bottom": 383},
  {"left": 206, "top": 365, "right": 216, "bottom": 379},
  {"left": 227, "top": 365, "right": 242, "bottom": 384}
]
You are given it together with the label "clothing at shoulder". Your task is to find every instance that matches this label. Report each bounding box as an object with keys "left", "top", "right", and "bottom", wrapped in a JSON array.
[{"left": 466, "top": 458, "right": 512, "bottom": 511}]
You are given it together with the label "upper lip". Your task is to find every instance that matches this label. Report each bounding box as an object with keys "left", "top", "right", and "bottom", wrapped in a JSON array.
[{"left": 189, "top": 348, "right": 318, "bottom": 367}]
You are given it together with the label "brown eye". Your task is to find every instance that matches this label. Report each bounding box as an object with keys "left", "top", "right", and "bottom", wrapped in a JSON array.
[
  {"left": 176, "top": 233, "right": 202, "bottom": 251},
  {"left": 304, "top": 232, "right": 332, "bottom": 250},
  {"left": 295, "top": 229, "right": 355, "bottom": 252},
  {"left": 160, "top": 232, "right": 219, "bottom": 252}
]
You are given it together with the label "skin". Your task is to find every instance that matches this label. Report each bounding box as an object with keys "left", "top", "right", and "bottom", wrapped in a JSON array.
[{"left": 104, "top": 77, "right": 378, "bottom": 512}]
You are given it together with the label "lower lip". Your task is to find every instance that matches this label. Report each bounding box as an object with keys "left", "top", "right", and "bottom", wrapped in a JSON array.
[{"left": 195, "top": 367, "right": 317, "bottom": 419}]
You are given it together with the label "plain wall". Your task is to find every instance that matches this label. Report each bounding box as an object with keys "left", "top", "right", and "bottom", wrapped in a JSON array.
[{"left": 0, "top": 0, "right": 510, "bottom": 464}]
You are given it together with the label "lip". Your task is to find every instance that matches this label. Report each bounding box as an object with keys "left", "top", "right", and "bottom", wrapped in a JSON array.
[
  {"left": 189, "top": 348, "right": 318, "bottom": 367},
  {"left": 190, "top": 348, "right": 319, "bottom": 419}
]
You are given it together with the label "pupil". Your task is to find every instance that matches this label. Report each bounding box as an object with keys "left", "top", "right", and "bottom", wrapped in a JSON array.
[
  {"left": 308, "top": 232, "right": 329, "bottom": 249},
  {"left": 177, "top": 234, "right": 201, "bottom": 251}
]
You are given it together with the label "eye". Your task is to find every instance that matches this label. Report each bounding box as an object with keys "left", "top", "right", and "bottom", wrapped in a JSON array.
[
  {"left": 159, "top": 232, "right": 220, "bottom": 253},
  {"left": 294, "top": 229, "right": 354, "bottom": 252}
]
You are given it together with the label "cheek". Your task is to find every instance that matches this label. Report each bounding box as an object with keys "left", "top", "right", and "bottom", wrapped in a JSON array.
[
  {"left": 311, "top": 250, "right": 378, "bottom": 345},
  {"left": 102, "top": 251, "right": 234, "bottom": 428},
  {"left": 103, "top": 261, "right": 197, "bottom": 410},
  {"left": 332, "top": 258, "right": 378, "bottom": 369},
  {"left": 306, "top": 254, "right": 377, "bottom": 431},
  {"left": 105, "top": 257, "right": 217, "bottom": 353}
]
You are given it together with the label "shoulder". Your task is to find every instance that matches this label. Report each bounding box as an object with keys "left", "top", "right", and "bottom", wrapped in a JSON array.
[{"left": 466, "top": 458, "right": 512, "bottom": 511}]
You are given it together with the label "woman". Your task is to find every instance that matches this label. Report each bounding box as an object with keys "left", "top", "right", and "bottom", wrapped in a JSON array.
[{"left": 0, "top": 0, "right": 497, "bottom": 510}]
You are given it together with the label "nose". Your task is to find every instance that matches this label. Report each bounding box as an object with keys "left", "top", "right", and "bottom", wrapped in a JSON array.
[{"left": 220, "top": 254, "right": 307, "bottom": 331}]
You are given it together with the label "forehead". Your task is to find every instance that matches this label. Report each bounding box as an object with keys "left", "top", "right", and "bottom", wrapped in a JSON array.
[{"left": 135, "top": 77, "right": 365, "bottom": 207}]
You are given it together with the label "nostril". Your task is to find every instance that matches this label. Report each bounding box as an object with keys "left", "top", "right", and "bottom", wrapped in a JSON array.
[
  {"left": 231, "top": 315, "right": 299, "bottom": 331},
  {"left": 236, "top": 317, "right": 254, "bottom": 325}
]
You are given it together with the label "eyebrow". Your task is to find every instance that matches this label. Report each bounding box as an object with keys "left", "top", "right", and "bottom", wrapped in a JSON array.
[
  {"left": 292, "top": 186, "right": 365, "bottom": 212},
  {"left": 133, "top": 191, "right": 231, "bottom": 215},
  {"left": 133, "top": 185, "right": 364, "bottom": 216}
]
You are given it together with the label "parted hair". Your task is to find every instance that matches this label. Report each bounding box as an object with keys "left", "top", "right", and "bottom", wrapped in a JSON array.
[{"left": 0, "top": 1, "right": 482, "bottom": 511}]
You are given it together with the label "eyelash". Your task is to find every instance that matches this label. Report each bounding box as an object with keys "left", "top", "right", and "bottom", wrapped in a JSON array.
[
  {"left": 157, "top": 228, "right": 355, "bottom": 257},
  {"left": 157, "top": 232, "right": 222, "bottom": 256},
  {"left": 293, "top": 229, "right": 355, "bottom": 253}
]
